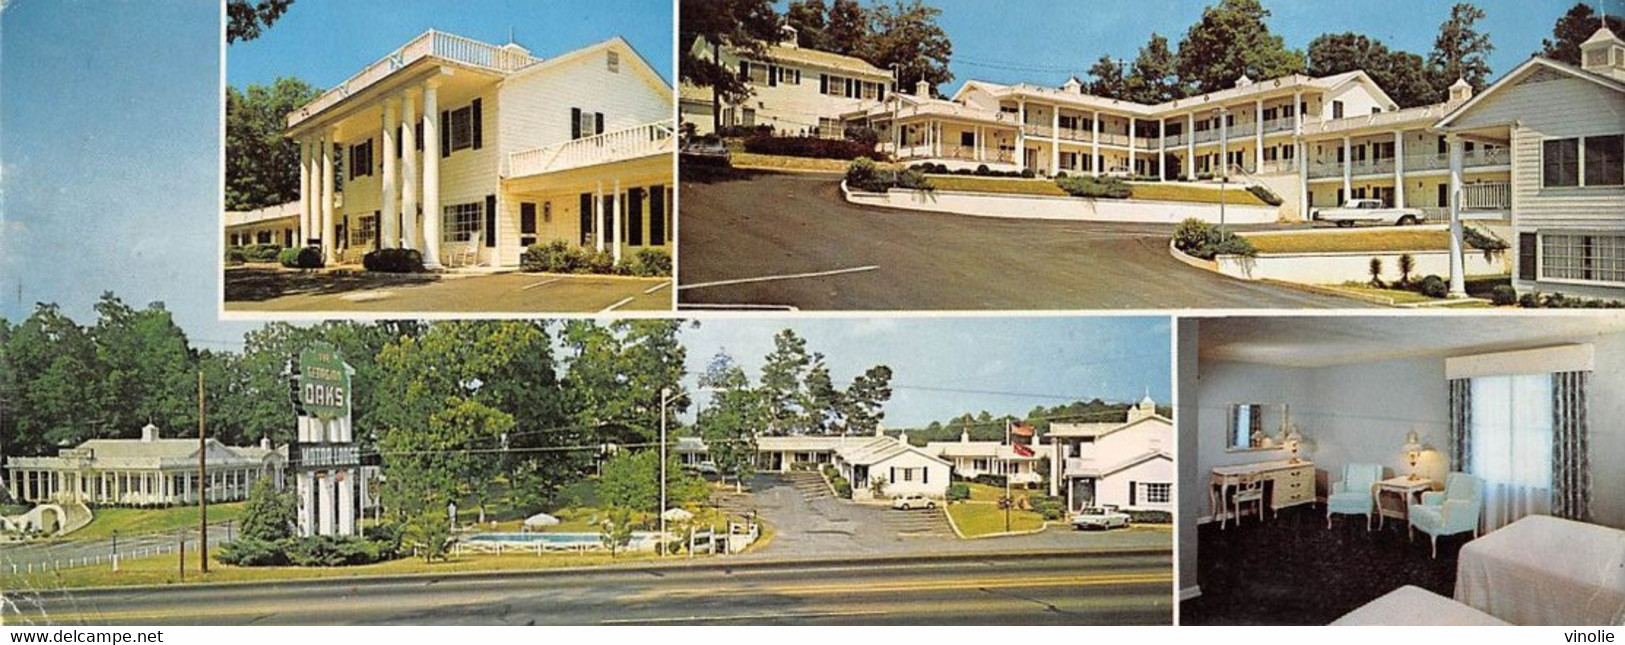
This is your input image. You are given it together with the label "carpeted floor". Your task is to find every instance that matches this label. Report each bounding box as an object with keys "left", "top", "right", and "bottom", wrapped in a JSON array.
[{"left": 1179, "top": 504, "right": 1473, "bottom": 625}]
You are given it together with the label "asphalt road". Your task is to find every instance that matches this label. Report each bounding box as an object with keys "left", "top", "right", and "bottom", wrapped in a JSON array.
[
  {"left": 677, "top": 170, "right": 1371, "bottom": 310},
  {"left": 3, "top": 550, "right": 1171, "bottom": 625},
  {"left": 225, "top": 269, "right": 672, "bottom": 313}
]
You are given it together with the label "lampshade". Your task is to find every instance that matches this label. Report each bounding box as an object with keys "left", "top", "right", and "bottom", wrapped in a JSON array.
[{"left": 1404, "top": 430, "right": 1423, "bottom": 454}]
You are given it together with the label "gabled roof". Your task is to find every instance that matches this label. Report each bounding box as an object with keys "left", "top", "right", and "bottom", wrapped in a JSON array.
[
  {"left": 837, "top": 436, "right": 950, "bottom": 467},
  {"left": 1047, "top": 413, "right": 1172, "bottom": 439},
  {"left": 1435, "top": 56, "right": 1625, "bottom": 130},
  {"left": 509, "top": 36, "right": 673, "bottom": 101},
  {"left": 923, "top": 440, "right": 1044, "bottom": 461},
  {"left": 755, "top": 43, "right": 891, "bottom": 78},
  {"left": 943, "top": 69, "right": 1398, "bottom": 119}
]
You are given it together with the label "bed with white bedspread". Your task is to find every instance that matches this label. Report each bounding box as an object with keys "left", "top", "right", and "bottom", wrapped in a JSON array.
[
  {"left": 1330, "top": 585, "right": 1509, "bottom": 626},
  {"left": 1454, "top": 514, "right": 1625, "bottom": 625}
]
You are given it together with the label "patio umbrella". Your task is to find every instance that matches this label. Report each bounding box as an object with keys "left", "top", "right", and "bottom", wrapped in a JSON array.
[
  {"left": 523, "top": 512, "right": 561, "bottom": 527},
  {"left": 661, "top": 507, "right": 694, "bottom": 522}
]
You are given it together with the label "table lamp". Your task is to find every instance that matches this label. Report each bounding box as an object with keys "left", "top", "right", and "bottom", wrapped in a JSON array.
[
  {"left": 1285, "top": 425, "right": 1304, "bottom": 464},
  {"left": 1404, "top": 430, "right": 1424, "bottom": 480}
]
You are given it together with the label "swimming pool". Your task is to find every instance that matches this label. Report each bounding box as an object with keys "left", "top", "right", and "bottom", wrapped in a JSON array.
[{"left": 464, "top": 531, "right": 659, "bottom": 546}]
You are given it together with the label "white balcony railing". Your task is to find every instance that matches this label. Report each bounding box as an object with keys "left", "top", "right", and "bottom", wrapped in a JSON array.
[
  {"left": 288, "top": 30, "right": 539, "bottom": 129},
  {"left": 1463, "top": 181, "right": 1511, "bottom": 210},
  {"left": 506, "top": 119, "right": 674, "bottom": 178}
]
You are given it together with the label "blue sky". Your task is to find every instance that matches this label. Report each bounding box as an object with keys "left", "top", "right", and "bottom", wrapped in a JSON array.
[
  {"left": 679, "top": 316, "right": 1171, "bottom": 428},
  {"left": 932, "top": 0, "right": 1615, "bottom": 91},
  {"left": 227, "top": 0, "right": 674, "bottom": 90}
]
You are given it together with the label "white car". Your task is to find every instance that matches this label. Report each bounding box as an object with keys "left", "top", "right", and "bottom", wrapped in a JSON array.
[
  {"left": 1311, "top": 199, "right": 1426, "bottom": 227},
  {"left": 1071, "top": 507, "right": 1131, "bottom": 530},
  {"left": 890, "top": 494, "right": 937, "bottom": 510}
]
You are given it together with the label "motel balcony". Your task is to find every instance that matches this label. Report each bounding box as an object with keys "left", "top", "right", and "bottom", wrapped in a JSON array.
[
  {"left": 504, "top": 119, "right": 674, "bottom": 178},
  {"left": 1062, "top": 457, "right": 1099, "bottom": 477},
  {"left": 1463, "top": 181, "right": 1511, "bottom": 211},
  {"left": 288, "top": 30, "right": 539, "bottom": 130}
]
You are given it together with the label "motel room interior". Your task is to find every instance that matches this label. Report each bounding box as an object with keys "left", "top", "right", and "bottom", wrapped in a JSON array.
[{"left": 1175, "top": 315, "right": 1625, "bottom": 626}]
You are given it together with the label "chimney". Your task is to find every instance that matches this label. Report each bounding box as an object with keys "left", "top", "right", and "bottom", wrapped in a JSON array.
[
  {"left": 1062, "top": 76, "right": 1083, "bottom": 94},
  {"left": 780, "top": 24, "right": 799, "bottom": 49},
  {"left": 915, "top": 79, "right": 932, "bottom": 98},
  {"left": 261, "top": 436, "right": 272, "bottom": 451},
  {"left": 1580, "top": 26, "right": 1625, "bottom": 82},
  {"left": 874, "top": 423, "right": 885, "bottom": 438},
  {"left": 960, "top": 428, "right": 970, "bottom": 443},
  {"left": 1447, "top": 77, "right": 1474, "bottom": 106},
  {"left": 141, "top": 423, "right": 159, "bottom": 442},
  {"left": 898, "top": 430, "right": 909, "bottom": 445}
]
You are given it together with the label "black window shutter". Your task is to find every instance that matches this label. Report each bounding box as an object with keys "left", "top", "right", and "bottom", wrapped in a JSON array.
[
  {"left": 768, "top": 65, "right": 777, "bottom": 87},
  {"left": 739, "top": 61, "right": 748, "bottom": 79},
  {"left": 396, "top": 125, "right": 403, "bottom": 159},
  {"left": 416, "top": 123, "right": 424, "bottom": 150},
  {"left": 1519, "top": 233, "right": 1539, "bottom": 281},
  {"left": 820, "top": 73, "right": 827, "bottom": 94},
  {"left": 878, "top": 84, "right": 885, "bottom": 101},
  {"left": 471, "top": 99, "right": 483, "bottom": 149},
  {"left": 484, "top": 195, "right": 497, "bottom": 247},
  {"left": 627, "top": 188, "right": 644, "bottom": 246},
  {"left": 440, "top": 110, "right": 451, "bottom": 157},
  {"left": 571, "top": 107, "right": 581, "bottom": 139},
  {"left": 371, "top": 138, "right": 377, "bottom": 176},
  {"left": 1130, "top": 481, "right": 1138, "bottom": 506},
  {"left": 649, "top": 184, "right": 666, "bottom": 246},
  {"left": 595, "top": 112, "right": 605, "bottom": 136},
  {"left": 889, "top": 467, "right": 896, "bottom": 484},
  {"left": 578, "top": 193, "right": 593, "bottom": 245},
  {"left": 520, "top": 203, "right": 536, "bottom": 235}
]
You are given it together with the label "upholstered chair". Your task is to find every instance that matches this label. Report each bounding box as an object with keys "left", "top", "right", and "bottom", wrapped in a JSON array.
[
  {"left": 1326, "top": 463, "right": 1384, "bottom": 530},
  {"left": 1408, "top": 472, "right": 1484, "bottom": 558}
]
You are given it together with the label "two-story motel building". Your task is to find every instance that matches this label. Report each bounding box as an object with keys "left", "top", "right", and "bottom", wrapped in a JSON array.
[
  {"left": 280, "top": 31, "right": 674, "bottom": 270},
  {"left": 680, "top": 26, "right": 895, "bottom": 137}
]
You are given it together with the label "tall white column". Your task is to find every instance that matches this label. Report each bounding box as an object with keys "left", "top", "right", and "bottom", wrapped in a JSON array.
[
  {"left": 1016, "top": 100, "right": 1027, "bottom": 171},
  {"left": 296, "top": 471, "right": 313, "bottom": 537},
  {"left": 422, "top": 80, "right": 443, "bottom": 269},
  {"left": 317, "top": 472, "right": 335, "bottom": 536},
  {"left": 320, "top": 129, "right": 337, "bottom": 264},
  {"left": 1393, "top": 131, "right": 1406, "bottom": 208},
  {"left": 1128, "top": 117, "right": 1137, "bottom": 177},
  {"left": 612, "top": 179, "right": 624, "bottom": 265},
  {"left": 1158, "top": 118, "right": 1167, "bottom": 181},
  {"left": 594, "top": 181, "right": 606, "bottom": 252},
  {"left": 1254, "top": 99, "right": 1264, "bottom": 172},
  {"left": 1050, "top": 108, "right": 1060, "bottom": 175},
  {"left": 401, "top": 92, "right": 419, "bottom": 253},
  {"left": 297, "top": 137, "right": 311, "bottom": 246},
  {"left": 1186, "top": 113, "right": 1195, "bottom": 179},
  {"left": 1298, "top": 140, "right": 1309, "bottom": 220},
  {"left": 1342, "top": 136, "right": 1353, "bottom": 201},
  {"left": 381, "top": 101, "right": 398, "bottom": 250},
  {"left": 337, "top": 469, "right": 356, "bottom": 536},
  {"left": 1092, "top": 111, "right": 1101, "bottom": 177},
  {"left": 1447, "top": 134, "right": 1467, "bottom": 298}
]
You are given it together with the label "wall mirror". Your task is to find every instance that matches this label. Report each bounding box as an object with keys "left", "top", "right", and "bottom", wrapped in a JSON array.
[{"left": 1226, "top": 403, "right": 1288, "bottom": 452}]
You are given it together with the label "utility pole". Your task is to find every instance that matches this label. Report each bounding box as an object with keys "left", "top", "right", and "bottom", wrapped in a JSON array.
[
  {"left": 659, "top": 387, "right": 671, "bottom": 557},
  {"left": 1004, "top": 420, "right": 1012, "bottom": 533},
  {"left": 177, "top": 528, "right": 185, "bottom": 582},
  {"left": 198, "top": 371, "right": 208, "bottom": 574}
]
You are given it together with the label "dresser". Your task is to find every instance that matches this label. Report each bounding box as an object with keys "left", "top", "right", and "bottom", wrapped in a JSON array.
[{"left": 1210, "top": 459, "right": 1316, "bottom": 526}]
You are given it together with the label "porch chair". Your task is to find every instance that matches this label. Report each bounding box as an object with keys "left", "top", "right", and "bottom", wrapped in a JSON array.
[
  {"left": 1326, "top": 462, "right": 1384, "bottom": 530},
  {"left": 1408, "top": 472, "right": 1484, "bottom": 558}
]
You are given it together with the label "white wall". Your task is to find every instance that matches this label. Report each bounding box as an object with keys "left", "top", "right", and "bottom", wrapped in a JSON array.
[
  {"left": 498, "top": 42, "right": 672, "bottom": 155},
  {"left": 1176, "top": 319, "right": 1201, "bottom": 600},
  {"left": 845, "top": 183, "right": 1279, "bottom": 224},
  {"left": 1098, "top": 457, "right": 1173, "bottom": 511},
  {"left": 1586, "top": 331, "right": 1625, "bottom": 529},
  {"left": 1216, "top": 249, "right": 1508, "bottom": 286}
]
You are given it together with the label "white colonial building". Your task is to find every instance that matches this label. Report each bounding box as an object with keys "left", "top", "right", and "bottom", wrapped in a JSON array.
[
  {"left": 681, "top": 26, "right": 894, "bottom": 137},
  {"left": 225, "top": 201, "right": 300, "bottom": 248},
  {"left": 1045, "top": 396, "right": 1173, "bottom": 514},
  {"left": 4, "top": 424, "right": 286, "bottom": 506},
  {"left": 284, "top": 30, "right": 673, "bottom": 269},
  {"left": 923, "top": 429, "right": 1045, "bottom": 486}
]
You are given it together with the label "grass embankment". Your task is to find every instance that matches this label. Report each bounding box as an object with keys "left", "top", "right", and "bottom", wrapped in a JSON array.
[
  {"left": 729, "top": 152, "right": 876, "bottom": 173},
  {"left": 67, "top": 503, "right": 248, "bottom": 542},
  {"left": 1242, "top": 229, "right": 1450, "bottom": 254},
  {"left": 927, "top": 176, "right": 1269, "bottom": 206},
  {"left": 944, "top": 483, "right": 1048, "bottom": 538},
  {"left": 1130, "top": 183, "right": 1267, "bottom": 206}
]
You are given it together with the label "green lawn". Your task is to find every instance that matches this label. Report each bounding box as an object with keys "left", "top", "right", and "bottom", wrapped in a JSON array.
[
  {"left": 1129, "top": 182, "right": 1268, "bottom": 206},
  {"left": 929, "top": 176, "right": 1069, "bottom": 197},
  {"left": 67, "top": 503, "right": 248, "bottom": 542},
  {"left": 1243, "top": 229, "right": 1450, "bottom": 254},
  {"left": 946, "top": 502, "right": 1045, "bottom": 537},
  {"left": 1330, "top": 283, "right": 1438, "bottom": 304},
  {"left": 730, "top": 152, "right": 879, "bottom": 173}
]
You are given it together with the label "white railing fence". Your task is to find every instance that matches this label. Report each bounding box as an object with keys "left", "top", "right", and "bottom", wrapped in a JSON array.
[
  {"left": 507, "top": 119, "right": 675, "bottom": 178},
  {"left": 1462, "top": 182, "right": 1511, "bottom": 210}
]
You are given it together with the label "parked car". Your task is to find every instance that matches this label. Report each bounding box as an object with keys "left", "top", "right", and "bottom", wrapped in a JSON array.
[
  {"left": 679, "top": 138, "right": 731, "bottom": 167},
  {"left": 1071, "top": 506, "right": 1131, "bottom": 530},
  {"left": 891, "top": 493, "right": 937, "bottom": 510},
  {"left": 1311, "top": 199, "right": 1426, "bottom": 227}
]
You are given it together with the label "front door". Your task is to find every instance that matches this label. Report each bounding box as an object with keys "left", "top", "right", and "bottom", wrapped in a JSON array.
[
  {"left": 1069, "top": 478, "right": 1096, "bottom": 512},
  {"left": 579, "top": 193, "right": 593, "bottom": 246}
]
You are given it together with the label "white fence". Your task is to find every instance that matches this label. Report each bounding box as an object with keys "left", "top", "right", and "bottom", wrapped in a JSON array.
[
  {"left": 507, "top": 120, "right": 674, "bottom": 178},
  {"left": 844, "top": 182, "right": 1280, "bottom": 224}
]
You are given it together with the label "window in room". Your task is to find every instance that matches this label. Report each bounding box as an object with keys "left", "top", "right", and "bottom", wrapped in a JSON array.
[
  {"left": 1584, "top": 134, "right": 1623, "bottom": 187},
  {"left": 1541, "top": 233, "right": 1625, "bottom": 284},
  {"left": 1543, "top": 138, "right": 1580, "bottom": 187},
  {"left": 441, "top": 202, "right": 482, "bottom": 243},
  {"left": 1470, "top": 374, "right": 1554, "bottom": 528},
  {"left": 448, "top": 105, "right": 475, "bottom": 152},
  {"left": 350, "top": 213, "right": 377, "bottom": 249},
  {"left": 1144, "top": 482, "right": 1171, "bottom": 504}
]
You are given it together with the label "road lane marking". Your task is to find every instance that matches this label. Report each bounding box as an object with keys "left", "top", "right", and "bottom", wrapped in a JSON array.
[
  {"left": 520, "top": 278, "right": 563, "bottom": 291},
  {"left": 642, "top": 281, "right": 671, "bottom": 294},
  {"left": 677, "top": 265, "right": 879, "bottom": 290},
  {"left": 601, "top": 609, "right": 890, "bottom": 624},
  {"left": 600, "top": 297, "right": 636, "bottom": 312}
]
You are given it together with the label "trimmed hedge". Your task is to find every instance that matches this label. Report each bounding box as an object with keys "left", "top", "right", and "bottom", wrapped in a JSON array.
[
  {"left": 1026, "top": 494, "right": 1066, "bottom": 521},
  {"left": 1056, "top": 175, "right": 1132, "bottom": 199},
  {"left": 225, "top": 247, "right": 247, "bottom": 264},
  {"left": 1173, "top": 218, "right": 1257, "bottom": 260},
  {"left": 631, "top": 248, "right": 672, "bottom": 277},
  {"left": 217, "top": 534, "right": 399, "bottom": 567},
  {"left": 277, "top": 246, "right": 323, "bottom": 269},
  {"left": 243, "top": 243, "right": 283, "bottom": 262},
  {"left": 743, "top": 135, "right": 874, "bottom": 160},
  {"left": 1491, "top": 284, "right": 1518, "bottom": 306},
  {"left": 1126, "top": 510, "right": 1172, "bottom": 524},
  {"left": 362, "top": 248, "right": 424, "bottom": 273},
  {"left": 845, "top": 157, "right": 932, "bottom": 193},
  {"left": 947, "top": 482, "right": 971, "bottom": 502}
]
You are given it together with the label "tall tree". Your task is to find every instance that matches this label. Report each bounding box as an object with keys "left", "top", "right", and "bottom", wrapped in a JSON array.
[
  {"left": 1088, "top": 54, "right": 1129, "bottom": 99},
  {"left": 7, "top": 304, "right": 105, "bottom": 451},
  {"left": 1175, "top": 0, "right": 1306, "bottom": 94},
  {"left": 1125, "top": 33, "right": 1186, "bottom": 104},
  {"left": 801, "top": 355, "right": 844, "bottom": 433},
  {"left": 88, "top": 293, "right": 195, "bottom": 436},
  {"left": 1538, "top": 2, "right": 1625, "bottom": 66},
  {"left": 824, "top": 0, "right": 871, "bottom": 58},
  {"left": 758, "top": 329, "right": 811, "bottom": 434},
  {"left": 598, "top": 449, "right": 708, "bottom": 514},
  {"left": 841, "top": 365, "right": 893, "bottom": 436},
  {"left": 695, "top": 351, "right": 765, "bottom": 490},
  {"left": 865, "top": 0, "right": 953, "bottom": 95},
  {"left": 679, "top": 0, "right": 784, "bottom": 115},
  {"left": 1428, "top": 3, "right": 1495, "bottom": 99},
  {"left": 226, "top": 0, "right": 293, "bottom": 45},
  {"left": 1308, "top": 33, "right": 1435, "bottom": 108},
  {"left": 785, "top": 0, "right": 830, "bottom": 50},
  {"left": 226, "top": 78, "right": 321, "bottom": 211}
]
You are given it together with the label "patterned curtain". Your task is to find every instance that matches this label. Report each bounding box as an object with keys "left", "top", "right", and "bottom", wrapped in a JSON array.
[
  {"left": 1551, "top": 371, "right": 1591, "bottom": 522},
  {"left": 1448, "top": 378, "right": 1473, "bottom": 472}
]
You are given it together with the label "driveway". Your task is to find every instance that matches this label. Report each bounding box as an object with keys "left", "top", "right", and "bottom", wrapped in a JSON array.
[
  {"left": 225, "top": 268, "right": 671, "bottom": 313},
  {"left": 734, "top": 474, "right": 1167, "bottom": 558},
  {"left": 676, "top": 169, "right": 1372, "bottom": 310}
]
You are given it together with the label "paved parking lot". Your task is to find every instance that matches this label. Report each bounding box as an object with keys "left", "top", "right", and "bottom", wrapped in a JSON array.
[
  {"left": 225, "top": 268, "right": 671, "bottom": 313},
  {"left": 731, "top": 473, "right": 1169, "bottom": 558}
]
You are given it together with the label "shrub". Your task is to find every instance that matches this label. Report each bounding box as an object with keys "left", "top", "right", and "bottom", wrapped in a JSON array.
[
  {"left": 1026, "top": 494, "right": 1066, "bottom": 521},
  {"left": 893, "top": 168, "right": 934, "bottom": 191},
  {"left": 1416, "top": 275, "right": 1449, "bottom": 298},
  {"left": 843, "top": 125, "right": 880, "bottom": 147},
  {"left": 1056, "top": 175, "right": 1132, "bottom": 199},
  {"left": 1491, "top": 284, "right": 1518, "bottom": 306},
  {"left": 718, "top": 124, "right": 775, "bottom": 138},
  {"left": 1172, "top": 218, "right": 1257, "bottom": 259},
  {"left": 975, "top": 164, "right": 991, "bottom": 176},
  {"left": 216, "top": 538, "right": 288, "bottom": 566},
  {"left": 743, "top": 135, "right": 874, "bottom": 160},
  {"left": 970, "top": 473, "right": 1008, "bottom": 487},
  {"left": 1245, "top": 184, "right": 1284, "bottom": 206},
  {"left": 631, "top": 248, "right": 672, "bottom": 277},
  {"left": 947, "top": 482, "right": 971, "bottom": 502},
  {"left": 832, "top": 475, "right": 852, "bottom": 499},
  {"left": 845, "top": 157, "right": 885, "bottom": 192},
  {"left": 277, "top": 246, "right": 323, "bottom": 269},
  {"left": 1125, "top": 510, "right": 1173, "bottom": 524},
  {"left": 224, "top": 247, "right": 247, "bottom": 264},
  {"left": 1019, "top": 168, "right": 1036, "bottom": 179},
  {"left": 845, "top": 158, "right": 933, "bottom": 193},
  {"left": 522, "top": 240, "right": 581, "bottom": 273},
  {"left": 1463, "top": 227, "right": 1509, "bottom": 259},
  {"left": 1397, "top": 254, "right": 1416, "bottom": 286},
  {"left": 581, "top": 250, "right": 616, "bottom": 275},
  {"left": 1368, "top": 257, "right": 1385, "bottom": 288},
  {"left": 362, "top": 248, "right": 424, "bottom": 273},
  {"left": 243, "top": 243, "right": 283, "bottom": 262},
  {"left": 1519, "top": 291, "right": 1542, "bottom": 308}
]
